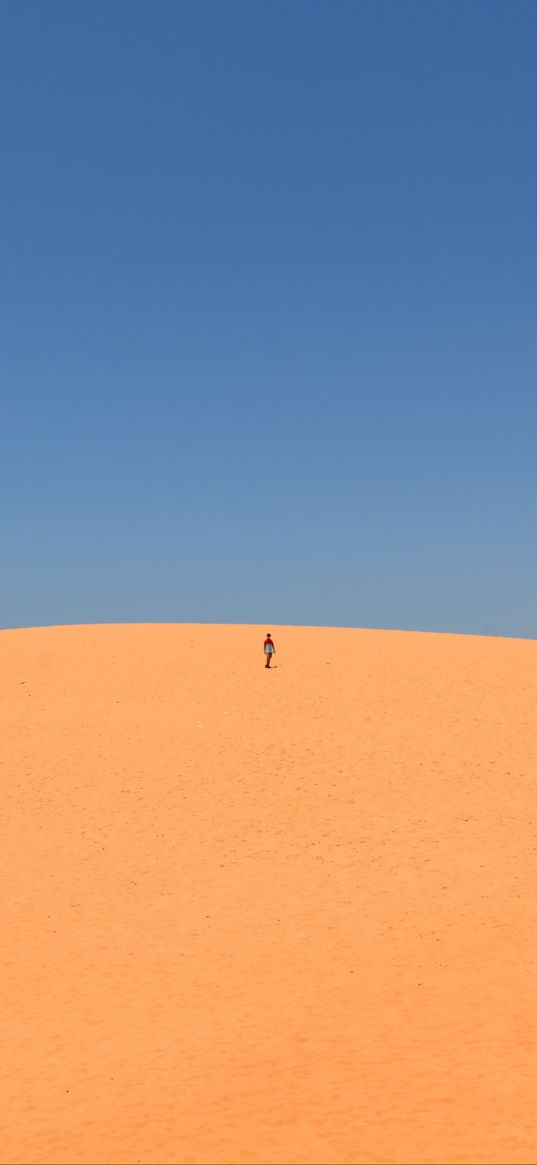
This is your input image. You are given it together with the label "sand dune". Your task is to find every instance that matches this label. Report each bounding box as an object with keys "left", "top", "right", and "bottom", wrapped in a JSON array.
[{"left": 1, "top": 622, "right": 536, "bottom": 1165}]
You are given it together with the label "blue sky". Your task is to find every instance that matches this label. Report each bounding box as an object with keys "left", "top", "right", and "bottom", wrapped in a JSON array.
[{"left": 1, "top": 0, "right": 536, "bottom": 635}]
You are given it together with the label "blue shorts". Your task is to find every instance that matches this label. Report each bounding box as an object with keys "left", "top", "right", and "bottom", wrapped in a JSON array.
[{"left": 265, "top": 644, "right": 274, "bottom": 655}]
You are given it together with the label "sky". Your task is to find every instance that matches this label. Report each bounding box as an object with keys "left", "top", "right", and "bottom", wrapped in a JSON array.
[{"left": 1, "top": 0, "right": 536, "bottom": 636}]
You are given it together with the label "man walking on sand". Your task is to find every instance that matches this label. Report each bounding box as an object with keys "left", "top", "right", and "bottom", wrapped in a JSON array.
[{"left": 264, "top": 632, "right": 276, "bottom": 668}]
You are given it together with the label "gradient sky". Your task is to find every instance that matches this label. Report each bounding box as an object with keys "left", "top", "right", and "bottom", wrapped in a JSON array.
[{"left": 1, "top": 0, "right": 536, "bottom": 636}]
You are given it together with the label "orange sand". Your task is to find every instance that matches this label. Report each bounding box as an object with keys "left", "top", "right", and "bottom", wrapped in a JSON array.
[{"left": 1, "top": 623, "right": 537, "bottom": 1165}]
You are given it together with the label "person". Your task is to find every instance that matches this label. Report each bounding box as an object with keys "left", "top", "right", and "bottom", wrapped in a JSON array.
[{"left": 264, "top": 632, "right": 276, "bottom": 668}]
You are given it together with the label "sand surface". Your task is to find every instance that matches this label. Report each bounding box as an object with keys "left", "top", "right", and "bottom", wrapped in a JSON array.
[{"left": 1, "top": 622, "right": 537, "bottom": 1165}]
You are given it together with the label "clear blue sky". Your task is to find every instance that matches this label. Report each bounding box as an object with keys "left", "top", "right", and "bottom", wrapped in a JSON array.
[{"left": 1, "top": 1, "right": 536, "bottom": 636}]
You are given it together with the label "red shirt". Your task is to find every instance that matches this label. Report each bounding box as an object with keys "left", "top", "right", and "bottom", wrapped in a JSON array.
[{"left": 264, "top": 638, "right": 274, "bottom": 648}]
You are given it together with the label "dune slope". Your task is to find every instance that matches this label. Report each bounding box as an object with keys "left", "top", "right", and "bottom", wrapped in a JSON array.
[{"left": 1, "top": 623, "right": 537, "bottom": 1164}]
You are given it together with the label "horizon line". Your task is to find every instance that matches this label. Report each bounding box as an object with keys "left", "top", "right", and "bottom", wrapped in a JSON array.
[{"left": 1, "top": 619, "right": 534, "bottom": 644}]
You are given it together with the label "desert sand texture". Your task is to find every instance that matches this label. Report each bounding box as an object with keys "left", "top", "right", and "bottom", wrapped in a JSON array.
[{"left": 1, "top": 622, "right": 537, "bottom": 1165}]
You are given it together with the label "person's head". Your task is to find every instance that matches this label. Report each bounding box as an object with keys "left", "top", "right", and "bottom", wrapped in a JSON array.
[{"left": 266, "top": 632, "right": 271, "bottom": 637}]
